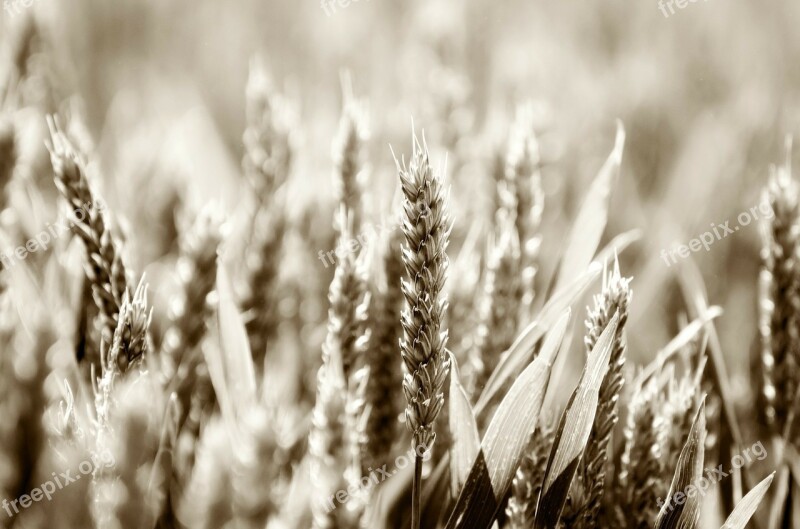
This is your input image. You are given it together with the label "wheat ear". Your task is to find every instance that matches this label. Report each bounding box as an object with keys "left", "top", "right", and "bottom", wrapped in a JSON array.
[
  {"left": 332, "top": 89, "right": 368, "bottom": 235},
  {"left": 506, "top": 419, "right": 556, "bottom": 528},
  {"left": 242, "top": 59, "right": 292, "bottom": 202},
  {"left": 759, "top": 159, "right": 800, "bottom": 434},
  {"left": 241, "top": 60, "right": 292, "bottom": 365},
  {"left": 162, "top": 207, "right": 222, "bottom": 451},
  {"left": 309, "top": 213, "right": 370, "bottom": 529},
  {"left": 362, "top": 228, "right": 405, "bottom": 475},
  {"left": 614, "top": 379, "right": 666, "bottom": 529},
  {"left": 469, "top": 218, "right": 520, "bottom": 399},
  {"left": 575, "top": 258, "right": 632, "bottom": 527},
  {"left": 48, "top": 117, "right": 128, "bottom": 367},
  {"left": 503, "top": 103, "right": 544, "bottom": 320},
  {"left": 396, "top": 131, "right": 452, "bottom": 529},
  {"left": 95, "top": 279, "right": 152, "bottom": 435}
]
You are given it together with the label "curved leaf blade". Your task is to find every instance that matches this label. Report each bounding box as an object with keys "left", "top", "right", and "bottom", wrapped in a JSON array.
[
  {"left": 556, "top": 121, "right": 625, "bottom": 291},
  {"left": 721, "top": 472, "right": 775, "bottom": 529},
  {"left": 534, "top": 311, "right": 619, "bottom": 529},
  {"left": 654, "top": 399, "right": 708, "bottom": 529},
  {"left": 449, "top": 354, "right": 481, "bottom": 498},
  {"left": 445, "top": 310, "right": 571, "bottom": 529}
]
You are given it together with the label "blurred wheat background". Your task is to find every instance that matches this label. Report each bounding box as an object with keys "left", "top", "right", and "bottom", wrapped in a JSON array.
[{"left": 1, "top": 0, "right": 800, "bottom": 528}]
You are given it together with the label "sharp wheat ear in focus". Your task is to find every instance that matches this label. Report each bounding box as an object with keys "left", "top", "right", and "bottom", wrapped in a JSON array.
[{"left": 396, "top": 130, "right": 452, "bottom": 529}]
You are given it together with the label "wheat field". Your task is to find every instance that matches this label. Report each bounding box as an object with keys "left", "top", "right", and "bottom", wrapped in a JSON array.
[{"left": 0, "top": 1, "right": 799, "bottom": 529}]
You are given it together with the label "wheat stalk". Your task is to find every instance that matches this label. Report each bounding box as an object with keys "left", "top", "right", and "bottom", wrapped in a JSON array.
[
  {"left": 0, "top": 116, "right": 14, "bottom": 210},
  {"left": 231, "top": 403, "right": 284, "bottom": 528},
  {"left": 180, "top": 418, "right": 235, "bottom": 529},
  {"left": 395, "top": 130, "right": 452, "bottom": 529}
]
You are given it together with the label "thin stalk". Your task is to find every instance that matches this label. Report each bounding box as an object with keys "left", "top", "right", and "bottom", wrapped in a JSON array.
[{"left": 412, "top": 454, "right": 423, "bottom": 529}]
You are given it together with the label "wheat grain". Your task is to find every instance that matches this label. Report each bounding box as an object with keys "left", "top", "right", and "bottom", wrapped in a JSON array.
[{"left": 92, "top": 374, "right": 164, "bottom": 529}]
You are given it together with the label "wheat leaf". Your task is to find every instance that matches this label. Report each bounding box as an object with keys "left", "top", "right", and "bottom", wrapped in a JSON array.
[
  {"left": 654, "top": 399, "right": 708, "bottom": 529},
  {"left": 205, "top": 260, "right": 257, "bottom": 427},
  {"left": 721, "top": 472, "right": 775, "bottom": 529},
  {"left": 476, "top": 263, "right": 600, "bottom": 416},
  {"left": 444, "top": 310, "right": 570, "bottom": 529},
  {"left": 533, "top": 311, "right": 619, "bottom": 529},
  {"left": 555, "top": 121, "right": 625, "bottom": 291},
  {"left": 449, "top": 353, "right": 481, "bottom": 498}
]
